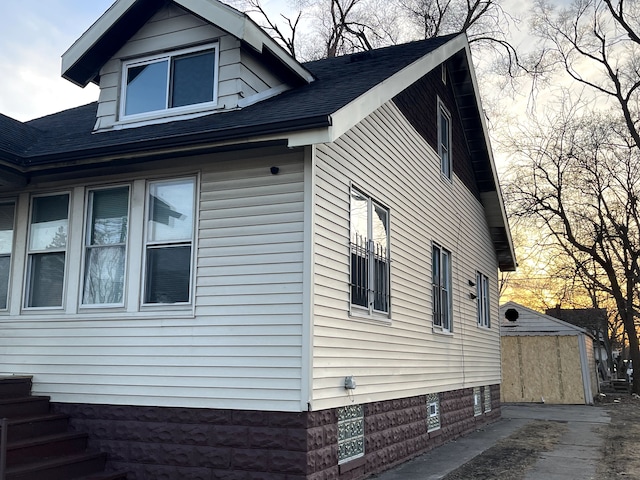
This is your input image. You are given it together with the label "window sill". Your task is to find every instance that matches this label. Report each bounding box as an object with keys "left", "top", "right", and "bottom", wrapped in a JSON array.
[
  {"left": 109, "top": 105, "right": 221, "bottom": 131},
  {"left": 432, "top": 326, "right": 453, "bottom": 336},
  {"left": 339, "top": 455, "right": 365, "bottom": 473},
  {"left": 349, "top": 306, "right": 391, "bottom": 324}
]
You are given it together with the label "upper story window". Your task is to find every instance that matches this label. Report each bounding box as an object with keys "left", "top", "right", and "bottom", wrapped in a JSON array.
[
  {"left": 350, "top": 188, "right": 390, "bottom": 315},
  {"left": 26, "top": 194, "right": 70, "bottom": 308},
  {"left": 82, "top": 186, "right": 130, "bottom": 306},
  {"left": 0, "top": 202, "right": 15, "bottom": 310},
  {"left": 477, "top": 271, "right": 490, "bottom": 328},
  {"left": 121, "top": 44, "right": 219, "bottom": 120},
  {"left": 437, "top": 99, "right": 452, "bottom": 180},
  {"left": 432, "top": 243, "right": 452, "bottom": 332}
]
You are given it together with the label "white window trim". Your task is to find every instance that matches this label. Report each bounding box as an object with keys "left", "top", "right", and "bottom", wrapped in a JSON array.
[
  {"left": 437, "top": 98, "right": 452, "bottom": 181},
  {"left": 349, "top": 186, "right": 391, "bottom": 318},
  {"left": 119, "top": 43, "right": 220, "bottom": 124},
  {"left": 6, "top": 176, "right": 199, "bottom": 316},
  {"left": 141, "top": 176, "right": 198, "bottom": 307},
  {"left": 23, "top": 192, "right": 72, "bottom": 311},
  {"left": 0, "top": 200, "right": 16, "bottom": 312},
  {"left": 432, "top": 243, "right": 452, "bottom": 333},
  {"left": 477, "top": 271, "right": 490, "bottom": 328},
  {"left": 79, "top": 184, "right": 132, "bottom": 309}
]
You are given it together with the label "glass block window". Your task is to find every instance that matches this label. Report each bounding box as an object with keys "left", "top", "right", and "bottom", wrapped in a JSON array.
[
  {"left": 473, "top": 387, "right": 482, "bottom": 416},
  {"left": 337, "top": 405, "right": 365, "bottom": 464},
  {"left": 427, "top": 393, "right": 441, "bottom": 432},
  {"left": 484, "top": 386, "right": 492, "bottom": 412}
]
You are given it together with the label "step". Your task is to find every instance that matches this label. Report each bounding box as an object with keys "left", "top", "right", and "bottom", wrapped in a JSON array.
[
  {"left": 73, "top": 472, "right": 129, "bottom": 480},
  {"left": 7, "top": 413, "right": 70, "bottom": 442},
  {"left": 8, "top": 431, "right": 89, "bottom": 466},
  {"left": 0, "top": 396, "right": 50, "bottom": 418},
  {"left": 0, "top": 376, "right": 33, "bottom": 399},
  {"left": 6, "top": 451, "right": 108, "bottom": 480}
]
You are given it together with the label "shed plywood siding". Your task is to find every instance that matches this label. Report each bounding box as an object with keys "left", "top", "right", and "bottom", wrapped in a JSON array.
[
  {"left": 95, "top": 4, "right": 282, "bottom": 130},
  {"left": 501, "top": 335, "right": 586, "bottom": 404},
  {"left": 312, "top": 101, "right": 500, "bottom": 410},
  {"left": 0, "top": 151, "right": 306, "bottom": 411}
]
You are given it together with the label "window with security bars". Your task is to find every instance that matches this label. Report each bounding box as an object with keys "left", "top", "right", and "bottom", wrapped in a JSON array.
[
  {"left": 484, "top": 386, "right": 492, "bottom": 412},
  {"left": 432, "top": 244, "right": 452, "bottom": 331},
  {"left": 350, "top": 188, "right": 390, "bottom": 314},
  {"left": 477, "top": 271, "right": 490, "bottom": 328},
  {"left": 473, "top": 387, "right": 482, "bottom": 416},
  {"left": 337, "top": 405, "right": 365, "bottom": 464},
  {"left": 427, "top": 393, "right": 441, "bottom": 432}
]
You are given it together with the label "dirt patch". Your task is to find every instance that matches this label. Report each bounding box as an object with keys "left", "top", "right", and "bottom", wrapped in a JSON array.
[
  {"left": 596, "top": 393, "right": 640, "bottom": 479},
  {"left": 442, "top": 420, "right": 568, "bottom": 480}
]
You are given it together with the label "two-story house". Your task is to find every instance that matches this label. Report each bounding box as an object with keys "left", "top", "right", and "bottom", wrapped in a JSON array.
[{"left": 0, "top": 0, "right": 516, "bottom": 478}]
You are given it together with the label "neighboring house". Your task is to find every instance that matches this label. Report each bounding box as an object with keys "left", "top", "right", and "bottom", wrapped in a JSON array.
[
  {"left": 0, "top": 0, "right": 516, "bottom": 478},
  {"left": 545, "top": 306, "right": 613, "bottom": 380},
  {"left": 500, "top": 302, "right": 598, "bottom": 405}
]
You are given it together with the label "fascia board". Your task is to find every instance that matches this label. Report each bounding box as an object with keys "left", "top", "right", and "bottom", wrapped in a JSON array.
[
  {"left": 61, "top": 0, "right": 137, "bottom": 79},
  {"left": 458, "top": 41, "right": 516, "bottom": 267},
  {"left": 62, "top": 0, "right": 314, "bottom": 86},
  {"left": 327, "top": 34, "right": 469, "bottom": 145},
  {"left": 174, "top": 0, "right": 315, "bottom": 83}
]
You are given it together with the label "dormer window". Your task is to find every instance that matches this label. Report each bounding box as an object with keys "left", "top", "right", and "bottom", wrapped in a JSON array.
[{"left": 121, "top": 44, "right": 219, "bottom": 120}]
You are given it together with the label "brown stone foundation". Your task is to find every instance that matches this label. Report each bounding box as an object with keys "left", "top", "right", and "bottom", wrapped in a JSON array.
[{"left": 52, "top": 385, "right": 500, "bottom": 480}]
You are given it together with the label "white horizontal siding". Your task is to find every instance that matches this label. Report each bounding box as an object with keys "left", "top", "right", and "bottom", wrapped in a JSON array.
[
  {"left": 311, "top": 101, "right": 500, "bottom": 411},
  {"left": 0, "top": 150, "right": 307, "bottom": 411}
]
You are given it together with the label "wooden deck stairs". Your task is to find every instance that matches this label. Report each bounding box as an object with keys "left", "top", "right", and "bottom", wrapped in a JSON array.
[{"left": 0, "top": 376, "right": 127, "bottom": 480}]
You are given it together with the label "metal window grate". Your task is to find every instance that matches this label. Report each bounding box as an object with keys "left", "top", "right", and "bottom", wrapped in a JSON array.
[{"left": 350, "top": 233, "right": 390, "bottom": 313}]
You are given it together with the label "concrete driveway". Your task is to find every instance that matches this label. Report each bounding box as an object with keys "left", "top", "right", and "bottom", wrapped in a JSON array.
[{"left": 372, "top": 403, "right": 610, "bottom": 480}]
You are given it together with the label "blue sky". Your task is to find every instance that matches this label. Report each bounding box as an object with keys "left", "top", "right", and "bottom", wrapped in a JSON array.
[{"left": 0, "top": 1, "right": 115, "bottom": 121}]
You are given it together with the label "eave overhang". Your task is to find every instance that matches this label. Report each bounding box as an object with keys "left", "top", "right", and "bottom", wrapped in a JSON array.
[{"left": 61, "top": 0, "right": 314, "bottom": 88}]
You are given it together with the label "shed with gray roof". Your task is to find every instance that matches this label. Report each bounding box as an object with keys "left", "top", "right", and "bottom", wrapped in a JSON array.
[{"left": 500, "top": 301, "right": 598, "bottom": 405}]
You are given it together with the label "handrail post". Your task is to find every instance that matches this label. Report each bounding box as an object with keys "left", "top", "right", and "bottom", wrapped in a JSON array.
[{"left": 0, "top": 417, "right": 7, "bottom": 480}]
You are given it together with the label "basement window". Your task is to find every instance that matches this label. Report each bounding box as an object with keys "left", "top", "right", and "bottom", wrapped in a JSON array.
[
  {"left": 427, "top": 393, "right": 441, "bottom": 432},
  {"left": 473, "top": 387, "right": 482, "bottom": 416},
  {"left": 337, "top": 405, "right": 365, "bottom": 464},
  {"left": 121, "top": 44, "right": 219, "bottom": 120}
]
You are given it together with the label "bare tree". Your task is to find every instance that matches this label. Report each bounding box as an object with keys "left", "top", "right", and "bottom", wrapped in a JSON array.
[{"left": 505, "top": 94, "right": 640, "bottom": 393}]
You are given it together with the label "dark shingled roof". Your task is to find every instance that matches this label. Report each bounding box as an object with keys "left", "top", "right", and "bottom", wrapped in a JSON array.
[{"left": 0, "top": 34, "right": 457, "bottom": 167}]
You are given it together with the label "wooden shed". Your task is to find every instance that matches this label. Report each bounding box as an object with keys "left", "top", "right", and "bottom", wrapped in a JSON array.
[{"left": 499, "top": 302, "right": 599, "bottom": 405}]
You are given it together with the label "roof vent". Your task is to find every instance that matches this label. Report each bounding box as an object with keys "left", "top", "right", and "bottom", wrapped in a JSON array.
[{"left": 505, "top": 308, "right": 519, "bottom": 322}]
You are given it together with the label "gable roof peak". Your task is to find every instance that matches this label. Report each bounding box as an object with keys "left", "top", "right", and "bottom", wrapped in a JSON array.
[{"left": 62, "top": 0, "right": 314, "bottom": 88}]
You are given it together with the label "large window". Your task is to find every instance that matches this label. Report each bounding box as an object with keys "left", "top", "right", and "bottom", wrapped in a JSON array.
[
  {"left": 477, "top": 271, "right": 490, "bottom": 328},
  {"left": 432, "top": 244, "right": 452, "bottom": 331},
  {"left": 0, "top": 202, "right": 15, "bottom": 310},
  {"left": 350, "top": 188, "right": 390, "bottom": 314},
  {"left": 26, "top": 194, "right": 69, "bottom": 308},
  {"left": 144, "top": 178, "right": 196, "bottom": 304},
  {"left": 437, "top": 99, "right": 452, "bottom": 180},
  {"left": 83, "top": 187, "right": 130, "bottom": 306},
  {"left": 121, "top": 44, "right": 218, "bottom": 119}
]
